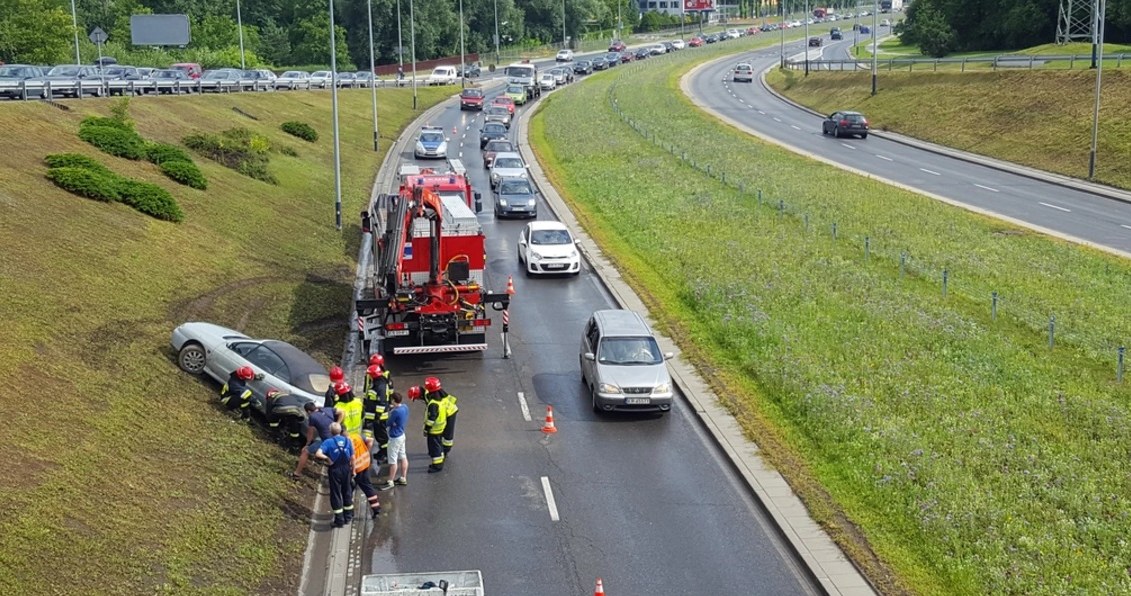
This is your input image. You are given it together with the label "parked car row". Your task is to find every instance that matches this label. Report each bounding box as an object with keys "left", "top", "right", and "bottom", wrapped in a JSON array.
[{"left": 0, "top": 63, "right": 403, "bottom": 101}]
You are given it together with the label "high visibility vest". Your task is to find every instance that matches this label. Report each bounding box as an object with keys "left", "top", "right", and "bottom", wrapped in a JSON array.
[
  {"left": 350, "top": 435, "right": 371, "bottom": 473},
  {"left": 338, "top": 397, "right": 365, "bottom": 438},
  {"left": 443, "top": 392, "right": 458, "bottom": 417},
  {"left": 424, "top": 396, "right": 447, "bottom": 435}
]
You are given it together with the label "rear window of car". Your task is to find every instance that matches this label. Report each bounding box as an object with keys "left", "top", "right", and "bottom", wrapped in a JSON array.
[{"left": 845, "top": 114, "right": 866, "bottom": 122}]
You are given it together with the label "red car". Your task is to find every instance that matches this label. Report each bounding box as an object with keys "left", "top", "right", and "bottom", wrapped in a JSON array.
[
  {"left": 688, "top": 37, "right": 704, "bottom": 48},
  {"left": 170, "top": 62, "right": 203, "bottom": 79},
  {"left": 490, "top": 95, "right": 515, "bottom": 115},
  {"left": 460, "top": 87, "right": 485, "bottom": 111},
  {"left": 608, "top": 40, "right": 627, "bottom": 52},
  {"left": 620, "top": 51, "right": 635, "bottom": 63}
]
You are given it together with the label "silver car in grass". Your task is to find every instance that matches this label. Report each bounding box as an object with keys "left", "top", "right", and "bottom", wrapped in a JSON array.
[
  {"left": 580, "top": 310, "right": 675, "bottom": 414},
  {"left": 170, "top": 322, "right": 332, "bottom": 411}
]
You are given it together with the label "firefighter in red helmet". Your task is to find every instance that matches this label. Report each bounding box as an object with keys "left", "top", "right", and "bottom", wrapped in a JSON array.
[
  {"left": 363, "top": 364, "right": 391, "bottom": 463},
  {"left": 422, "top": 377, "right": 448, "bottom": 473},
  {"left": 335, "top": 381, "right": 364, "bottom": 438},
  {"left": 324, "top": 365, "right": 345, "bottom": 408},
  {"left": 220, "top": 366, "right": 255, "bottom": 420},
  {"left": 424, "top": 377, "right": 459, "bottom": 458}
]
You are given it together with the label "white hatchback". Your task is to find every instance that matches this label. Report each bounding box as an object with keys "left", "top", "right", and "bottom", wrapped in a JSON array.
[
  {"left": 556, "top": 49, "right": 574, "bottom": 62},
  {"left": 518, "top": 221, "right": 581, "bottom": 276}
]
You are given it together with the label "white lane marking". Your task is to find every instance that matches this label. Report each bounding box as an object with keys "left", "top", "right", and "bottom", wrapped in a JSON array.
[
  {"left": 1040, "top": 201, "right": 1071, "bottom": 213},
  {"left": 974, "top": 183, "right": 999, "bottom": 192},
  {"left": 920, "top": 168, "right": 941, "bottom": 176},
  {"left": 875, "top": 154, "right": 893, "bottom": 161},
  {"left": 773, "top": 117, "right": 781, "bottom": 122},
  {"left": 757, "top": 110, "right": 766, "bottom": 114},
  {"left": 1121, "top": 224, "right": 1131, "bottom": 230},
  {"left": 737, "top": 98, "right": 745, "bottom": 103},
  {"left": 458, "top": 151, "right": 463, "bottom": 158},
  {"left": 840, "top": 142, "right": 854, "bottom": 150},
  {"left": 517, "top": 391, "right": 531, "bottom": 422},
  {"left": 541, "top": 476, "right": 560, "bottom": 521},
  {"left": 790, "top": 124, "right": 801, "bottom": 130}
]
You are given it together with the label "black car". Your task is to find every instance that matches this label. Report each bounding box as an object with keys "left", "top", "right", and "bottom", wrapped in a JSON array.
[
  {"left": 493, "top": 177, "right": 539, "bottom": 218},
  {"left": 705, "top": 34, "right": 718, "bottom": 44},
  {"left": 634, "top": 48, "right": 650, "bottom": 60},
  {"left": 151, "top": 69, "right": 194, "bottom": 94},
  {"left": 591, "top": 57, "right": 609, "bottom": 71},
  {"left": 573, "top": 60, "right": 593, "bottom": 75},
  {"left": 809, "top": 37, "right": 823, "bottom": 47},
  {"left": 604, "top": 53, "right": 621, "bottom": 67},
  {"left": 457, "top": 63, "right": 481, "bottom": 78},
  {"left": 662, "top": 41, "right": 676, "bottom": 53},
  {"left": 822, "top": 111, "right": 869, "bottom": 139},
  {"left": 831, "top": 29, "right": 843, "bottom": 40},
  {"left": 479, "top": 122, "right": 509, "bottom": 148}
]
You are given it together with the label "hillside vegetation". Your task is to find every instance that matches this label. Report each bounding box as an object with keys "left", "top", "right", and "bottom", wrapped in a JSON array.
[
  {"left": 766, "top": 69, "right": 1131, "bottom": 190},
  {"left": 0, "top": 87, "right": 449, "bottom": 594}
]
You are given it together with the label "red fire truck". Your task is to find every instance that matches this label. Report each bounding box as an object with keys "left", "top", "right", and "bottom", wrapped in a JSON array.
[{"left": 356, "top": 161, "right": 512, "bottom": 357}]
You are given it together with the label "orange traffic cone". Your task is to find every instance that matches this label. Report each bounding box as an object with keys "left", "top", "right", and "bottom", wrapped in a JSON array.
[
  {"left": 541, "top": 406, "right": 558, "bottom": 433},
  {"left": 594, "top": 578, "right": 605, "bottom": 595},
  {"left": 506, "top": 275, "right": 515, "bottom": 295},
  {"left": 452, "top": 125, "right": 458, "bottom": 136}
]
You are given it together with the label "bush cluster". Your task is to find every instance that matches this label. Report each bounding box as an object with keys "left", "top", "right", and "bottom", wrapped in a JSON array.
[
  {"left": 78, "top": 125, "right": 146, "bottom": 160},
  {"left": 184, "top": 127, "right": 276, "bottom": 184},
  {"left": 144, "top": 142, "right": 192, "bottom": 165},
  {"left": 145, "top": 142, "right": 208, "bottom": 190},
  {"left": 281, "top": 121, "right": 319, "bottom": 142},
  {"left": 43, "top": 152, "right": 185, "bottom": 222}
]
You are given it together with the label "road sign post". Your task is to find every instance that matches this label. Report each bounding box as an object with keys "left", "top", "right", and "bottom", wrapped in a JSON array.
[{"left": 89, "top": 27, "right": 109, "bottom": 98}]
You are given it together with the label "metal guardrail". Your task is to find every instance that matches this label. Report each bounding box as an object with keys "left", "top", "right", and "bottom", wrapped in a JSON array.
[
  {"left": 0, "top": 76, "right": 422, "bottom": 101},
  {"left": 784, "top": 52, "right": 1130, "bottom": 72}
]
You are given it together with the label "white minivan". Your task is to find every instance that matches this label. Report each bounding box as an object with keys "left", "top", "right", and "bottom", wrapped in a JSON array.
[{"left": 426, "top": 66, "right": 458, "bottom": 85}]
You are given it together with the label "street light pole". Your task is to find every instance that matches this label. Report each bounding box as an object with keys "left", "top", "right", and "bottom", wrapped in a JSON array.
[
  {"left": 328, "top": 0, "right": 343, "bottom": 230},
  {"left": 236, "top": 0, "right": 246, "bottom": 69},
  {"left": 367, "top": 0, "right": 379, "bottom": 151},
  {"left": 779, "top": 0, "right": 786, "bottom": 68},
  {"left": 562, "top": 0, "right": 567, "bottom": 49},
  {"left": 804, "top": 0, "right": 809, "bottom": 76},
  {"left": 870, "top": 0, "right": 878, "bottom": 95},
  {"left": 70, "top": 0, "right": 81, "bottom": 65},
  {"left": 410, "top": 0, "right": 418, "bottom": 110},
  {"left": 397, "top": 0, "right": 404, "bottom": 69},
  {"left": 1088, "top": 0, "right": 1106, "bottom": 179},
  {"left": 459, "top": 0, "right": 466, "bottom": 89},
  {"left": 494, "top": 0, "right": 501, "bottom": 65}
]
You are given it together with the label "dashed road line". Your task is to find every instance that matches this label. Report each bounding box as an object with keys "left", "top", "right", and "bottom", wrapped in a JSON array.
[
  {"left": 1121, "top": 224, "right": 1131, "bottom": 231},
  {"left": 974, "top": 183, "right": 999, "bottom": 192},
  {"left": 840, "top": 142, "right": 854, "bottom": 150},
  {"left": 772, "top": 117, "right": 781, "bottom": 122},
  {"left": 541, "top": 476, "right": 560, "bottom": 521},
  {"left": 920, "top": 168, "right": 941, "bottom": 176},
  {"left": 757, "top": 110, "right": 765, "bottom": 114},
  {"left": 875, "top": 154, "right": 893, "bottom": 161},
  {"left": 790, "top": 124, "right": 801, "bottom": 130},
  {"left": 517, "top": 391, "right": 531, "bottom": 422},
  {"left": 1040, "top": 201, "right": 1071, "bottom": 213}
]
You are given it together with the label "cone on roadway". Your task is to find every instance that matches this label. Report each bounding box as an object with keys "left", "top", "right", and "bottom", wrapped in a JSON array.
[
  {"left": 452, "top": 125, "right": 458, "bottom": 136},
  {"left": 506, "top": 275, "right": 515, "bottom": 295},
  {"left": 594, "top": 578, "right": 605, "bottom": 595},
  {"left": 541, "top": 405, "right": 558, "bottom": 434}
]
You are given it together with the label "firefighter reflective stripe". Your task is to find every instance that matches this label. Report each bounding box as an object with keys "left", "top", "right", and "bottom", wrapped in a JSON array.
[
  {"left": 444, "top": 392, "right": 458, "bottom": 416},
  {"left": 350, "top": 435, "right": 371, "bottom": 473},
  {"left": 339, "top": 399, "right": 364, "bottom": 437},
  {"left": 424, "top": 397, "right": 447, "bottom": 435},
  {"left": 238, "top": 388, "right": 252, "bottom": 408}
]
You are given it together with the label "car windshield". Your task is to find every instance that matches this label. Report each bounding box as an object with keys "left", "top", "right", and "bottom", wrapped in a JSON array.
[
  {"left": 313, "top": 71, "right": 330, "bottom": 77},
  {"left": 598, "top": 337, "right": 663, "bottom": 365},
  {"left": 283, "top": 72, "right": 303, "bottom": 78},
  {"left": 0, "top": 66, "right": 35, "bottom": 77},
  {"left": 48, "top": 66, "right": 81, "bottom": 76},
  {"left": 494, "top": 157, "right": 523, "bottom": 169},
  {"left": 155, "top": 70, "right": 182, "bottom": 78},
  {"left": 506, "top": 86, "right": 524, "bottom": 94},
  {"left": 499, "top": 180, "right": 532, "bottom": 194},
  {"left": 531, "top": 229, "right": 571, "bottom": 245},
  {"left": 462, "top": 88, "right": 483, "bottom": 97},
  {"left": 420, "top": 132, "right": 443, "bottom": 143}
]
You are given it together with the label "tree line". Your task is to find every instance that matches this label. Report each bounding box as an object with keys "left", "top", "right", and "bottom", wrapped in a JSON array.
[
  {"left": 898, "top": 0, "right": 1131, "bottom": 57},
  {"left": 0, "top": 0, "right": 691, "bottom": 69}
]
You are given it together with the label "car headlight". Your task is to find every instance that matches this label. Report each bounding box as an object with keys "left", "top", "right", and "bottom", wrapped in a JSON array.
[
  {"left": 526, "top": 198, "right": 536, "bottom": 206},
  {"left": 569, "top": 250, "right": 578, "bottom": 258},
  {"left": 652, "top": 382, "right": 672, "bottom": 395},
  {"left": 491, "top": 172, "right": 499, "bottom": 182},
  {"left": 415, "top": 142, "right": 425, "bottom": 152},
  {"left": 598, "top": 383, "right": 621, "bottom": 394},
  {"left": 530, "top": 251, "right": 542, "bottom": 260},
  {"left": 497, "top": 198, "right": 508, "bottom": 206}
]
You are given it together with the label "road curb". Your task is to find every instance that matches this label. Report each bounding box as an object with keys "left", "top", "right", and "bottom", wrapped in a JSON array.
[
  {"left": 517, "top": 73, "right": 871, "bottom": 596},
  {"left": 756, "top": 59, "right": 1131, "bottom": 206}
]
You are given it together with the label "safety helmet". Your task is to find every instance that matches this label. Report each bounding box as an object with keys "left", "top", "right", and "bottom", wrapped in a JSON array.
[
  {"left": 368, "top": 354, "right": 385, "bottom": 368},
  {"left": 236, "top": 366, "right": 254, "bottom": 380},
  {"left": 329, "top": 365, "right": 345, "bottom": 382},
  {"left": 407, "top": 386, "right": 422, "bottom": 401},
  {"left": 335, "top": 381, "right": 352, "bottom": 396},
  {"left": 424, "top": 376, "right": 442, "bottom": 393},
  {"left": 366, "top": 364, "right": 383, "bottom": 378},
  {"left": 266, "top": 388, "right": 282, "bottom": 399}
]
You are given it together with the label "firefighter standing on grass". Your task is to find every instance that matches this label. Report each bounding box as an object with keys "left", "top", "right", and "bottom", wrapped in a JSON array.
[
  {"left": 423, "top": 377, "right": 458, "bottom": 457},
  {"left": 220, "top": 366, "right": 255, "bottom": 420},
  {"left": 413, "top": 384, "right": 447, "bottom": 473},
  {"left": 265, "top": 389, "right": 307, "bottom": 448}
]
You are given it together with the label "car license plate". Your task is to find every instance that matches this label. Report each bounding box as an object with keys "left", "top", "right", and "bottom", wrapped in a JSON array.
[
  {"left": 386, "top": 330, "right": 409, "bottom": 337},
  {"left": 545, "top": 264, "right": 565, "bottom": 270},
  {"left": 625, "top": 398, "right": 650, "bottom": 405}
]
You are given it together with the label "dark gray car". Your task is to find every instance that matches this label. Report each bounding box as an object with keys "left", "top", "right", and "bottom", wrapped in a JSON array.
[
  {"left": 822, "top": 111, "right": 869, "bottom": 139},
  {"left": 0, "top": 65, "right": 46, "bottom": 98},
  {"left": 479, "top": 122, "right": 509, "bottom": 148},
  {"left": 484, "top": 105, "right": 512, "bottom": 129},
  {"left": 493, "top": 177, "right": 538, "bottom": 218}
]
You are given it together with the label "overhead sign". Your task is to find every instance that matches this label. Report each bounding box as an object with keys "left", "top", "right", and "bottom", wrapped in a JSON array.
[
  {"left": 130, "top": 14, "right": 191, "bottom": 46},
  {"left": 88, "top": 27, "right": 108, "bottom": 45},
  {"left": 683, "top": 0, "right": 714, "bottom": 11}
]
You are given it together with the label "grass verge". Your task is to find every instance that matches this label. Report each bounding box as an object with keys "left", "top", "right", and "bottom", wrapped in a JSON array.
[
  {"left": 767, "top": 68, "right": 1131, "bottom": 190},
  {"left": 0, "top": 86, "right": 450, "bottom": 594},
  {"left": 530, "top": 44, "right": 1131, "bottom": 595}
]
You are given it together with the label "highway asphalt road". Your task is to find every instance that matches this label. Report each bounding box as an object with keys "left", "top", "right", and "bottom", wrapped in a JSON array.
[
  {"left": 689, "top": 38, "right": 1131, "bottom": 255},
  {"left": 353, "top": 73, "right": 820, "bottom": 594}
]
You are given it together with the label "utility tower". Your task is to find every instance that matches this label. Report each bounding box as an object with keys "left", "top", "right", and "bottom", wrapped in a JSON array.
[{"left": 1056, "top": 0, "right": 1095, "bottom": 44}]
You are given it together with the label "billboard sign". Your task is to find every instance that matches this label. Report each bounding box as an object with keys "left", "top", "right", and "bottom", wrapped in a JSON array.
[
  {"left": 684, "top": 0, "right": 714, "bottom": 11},
  {"left": 130, "top": 14, "right": 191, "bottom": 46}
]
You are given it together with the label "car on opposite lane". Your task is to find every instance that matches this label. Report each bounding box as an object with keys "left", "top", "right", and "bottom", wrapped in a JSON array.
[
  {"left": 608, "top": 40, "right": 627, "bottom": 52},
  {"left": 518, "top": 221, "right": 581, "bottom": 276},
  {"left": 822, "top": 110, "right": 869, "bottom": 138},
  {"left": 493, "top": 177, "right": 539, "bottom": 219},
  {"left": 556, "top": 49, "right": 574, "bottom": 62},
  {"left": 480, "top": 122, "right": 509, "bottom": 148},
  {"left": 171, "top": 322, "right": 332, "bottom": 412},
  {"left": 733, "top": 63, "right": 755, "bottom": 83}
]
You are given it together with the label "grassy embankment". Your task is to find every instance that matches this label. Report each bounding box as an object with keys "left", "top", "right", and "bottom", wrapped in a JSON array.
[
  {"left": 530, "top": 46, "right": 1131, "bottom": 595},
  {"left": 0, "top": 86, "right": 450, "bottom": 594},
  {"left": 844, "top": 37, "right": 1131, "bottom": 69},
  {"left": 766, "top": 67, "right": 1131, "bottom": 190}
]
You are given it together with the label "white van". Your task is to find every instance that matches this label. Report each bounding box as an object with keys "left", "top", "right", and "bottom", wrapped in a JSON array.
[{"left": 426, "top": 66, "right": 458, "bottom": 85}]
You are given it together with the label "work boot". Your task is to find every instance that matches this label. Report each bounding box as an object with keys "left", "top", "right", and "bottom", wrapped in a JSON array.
[
  {"left": 371, "top": 506, "right": 381, "bottom": 519},
  {"left": 427, "top": 465, "right": 443, "bottom": 473},
  {"left": 332, "top": 515, "right": 345, "bottom": 528},
  {"left": 343, "top": 511, "right": 353, "bottom": 524}
]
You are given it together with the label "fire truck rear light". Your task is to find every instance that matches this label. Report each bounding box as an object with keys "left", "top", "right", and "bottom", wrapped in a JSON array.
[
  {"left": 385, "top": 322, "right": 407, "bottom": 330},
  {"left": 472, "top": 319, "right": 491, "bottom": 327}
]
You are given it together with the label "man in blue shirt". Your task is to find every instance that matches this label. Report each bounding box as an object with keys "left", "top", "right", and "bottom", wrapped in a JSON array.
[
  {"left": 378, "top": 392, "right": 409, "bottom": 490},
  {"left": 292, "top": 401, "right": 341, "bottom": 480},
  {"left": 315, "top": 422, "right": 354, "bottom": 528}
]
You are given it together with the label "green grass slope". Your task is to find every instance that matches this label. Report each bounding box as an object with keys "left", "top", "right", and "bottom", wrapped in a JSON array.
[
  {"left": 0, "top": 87, "right": 449, "bottom": 594},
  {"left": 766, "top": 68, "right": 1131, "bottom": 190}
]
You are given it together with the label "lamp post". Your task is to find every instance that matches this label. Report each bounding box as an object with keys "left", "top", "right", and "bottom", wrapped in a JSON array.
[
  {"left": 459, "top": 0, "right": 466, "bottom": 89},
  {"left": 367, "top": 0, "right": 379, "bottom": 151},
  {"left": 1088, "top": 0, "right": 1107, "bottom": 179},
  {"left": 236, "top": 0, "right": 246, "bottom": 69},
  {"left": 328, "top": 0, "right": 343, "bottom": 230},
  {"left": 494, "top": 0, "right": 501, "bottom": 64},
  {"left": 410, "top": 0, "right": 418, "bottom": 110},
  {"left": 397, "top": 0, "right": 404, "bottom": 70},
  {"left": 870, "top": 0, "right": 877, "bottom": 95},
  {"left": 561, "top": 0, "right": 567, "bottom": 49},
  {"left": 70, "top": 0, "right": 81, "bottom": 65},
  {"left": 779, "top": 0, "right": 786, "bottom": 68},
  {"left": 804, "top": 0, "right": 809, "bottom": 76}
]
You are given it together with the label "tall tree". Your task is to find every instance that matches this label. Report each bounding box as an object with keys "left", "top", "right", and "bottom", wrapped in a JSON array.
[{"left": 0, "top": 0, "right": 74, "bottom": 63}]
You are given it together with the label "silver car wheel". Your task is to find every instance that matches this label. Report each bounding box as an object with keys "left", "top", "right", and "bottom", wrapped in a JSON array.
[{"left": 177, "top": 343, "right": 207, "bottom": 374}]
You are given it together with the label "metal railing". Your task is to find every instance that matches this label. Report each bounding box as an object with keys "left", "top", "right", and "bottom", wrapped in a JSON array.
[
  {"left": 784, "top": 53, "right": 1130, "bottom": 72},
  {"left": 0, "top": 76, "right": 416, "bottom": 102}
]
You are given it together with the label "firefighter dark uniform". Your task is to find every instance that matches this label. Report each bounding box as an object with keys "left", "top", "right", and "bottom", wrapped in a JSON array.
[
  {"left": 423, "top": 390, "right": 448, "bottom": 473},
  {"left": 265, "top": 390, "right": 307, "bottom": 449},
  {"left": 335, "top": 382, "right": 365, "bottom": 439},
  {"left": 318, "top": 432, "right": 354, "bottom": 528},
  {"left": 423, "top": 377, "right": 457, "bottom": 457},
  {"left": 220, "top": 366, "right": 254, "bottom": 420},
  {"left": 363, "top": 364, "right": 392, "bottom": 462},
  {"left": 325, "top": 365, "right": 345, "bottom": 408}
]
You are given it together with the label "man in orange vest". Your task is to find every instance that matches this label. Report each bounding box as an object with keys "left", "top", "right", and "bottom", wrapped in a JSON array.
[{"left": 349, "top": 433, "right": 382, "bottom": 519}]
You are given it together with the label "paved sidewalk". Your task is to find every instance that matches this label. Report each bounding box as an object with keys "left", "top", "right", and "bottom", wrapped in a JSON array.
[{"left": 515, "top": 93, "right": 877, "bottom": 596}]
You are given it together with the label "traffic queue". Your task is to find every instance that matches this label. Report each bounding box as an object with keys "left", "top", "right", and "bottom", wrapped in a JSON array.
[{"left": 216, "top": 353, "right": 458, "bottom": 529}]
